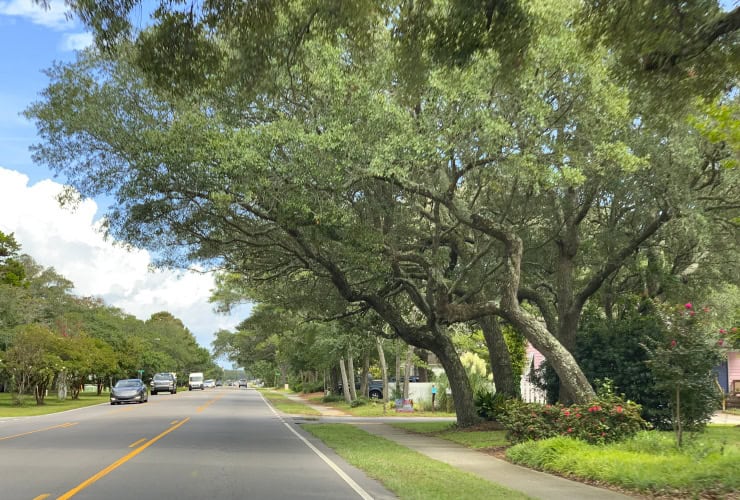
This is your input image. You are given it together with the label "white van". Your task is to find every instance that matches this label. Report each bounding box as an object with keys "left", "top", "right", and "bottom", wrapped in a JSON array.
[{"left": 188, "top": 372, "right": 204, "bottom": 391}]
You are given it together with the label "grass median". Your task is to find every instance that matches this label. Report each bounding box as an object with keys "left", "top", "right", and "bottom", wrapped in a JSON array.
[
  {"left": 303, "top": 423, "right": 531, "bottom": 500},
  {"left": 0, "top": 392, "right": 109, "bottom": 417}
]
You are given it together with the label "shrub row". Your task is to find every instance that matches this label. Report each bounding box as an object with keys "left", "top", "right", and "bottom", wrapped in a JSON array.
[{"left": 500, "top": 396, "right": 648, "bottom": 444}]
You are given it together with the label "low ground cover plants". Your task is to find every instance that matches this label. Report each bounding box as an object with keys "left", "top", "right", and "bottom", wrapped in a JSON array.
[{"left": 506, "top": 426, "right": 739, "bottom": 498}]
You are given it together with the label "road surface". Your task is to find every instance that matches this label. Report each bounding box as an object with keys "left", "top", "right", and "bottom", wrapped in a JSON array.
[{"left": 0, "top": 387, "right": 393, "bottom": 500}]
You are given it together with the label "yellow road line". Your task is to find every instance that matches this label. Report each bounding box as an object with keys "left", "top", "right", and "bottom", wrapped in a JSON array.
[
  {"left": 128, "top": 438, "right": 147, "bottom": 448},
  {"left": 0, "top": 422, "right": 77, "bottom": 442},
  {"left": 57, "top": 418, "right": 190, "bottom": 500},
  {"left": 196, "top": 395, "right": 223, "bottom": 413},
  {"left": 32, "top": 494, "right": 50, "bottom": 500}
]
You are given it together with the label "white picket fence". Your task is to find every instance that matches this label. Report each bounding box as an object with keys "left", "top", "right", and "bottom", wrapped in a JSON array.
[{"left": 520, "top": 351, "right": 547, "bottom": 404}]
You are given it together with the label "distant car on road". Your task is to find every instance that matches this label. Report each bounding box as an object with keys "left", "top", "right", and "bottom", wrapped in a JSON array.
[
  {"left": 238, "top": 379, "right": 248, "bottom": 388},
  {"left": 204, "top": 379, "right": 216, "bottom": 388},
  {"left": 151, "top": 372, "right": 177, "bottom": 395},
  {"left": 110, "top": 379, "right": 148, "bottom": 405}
]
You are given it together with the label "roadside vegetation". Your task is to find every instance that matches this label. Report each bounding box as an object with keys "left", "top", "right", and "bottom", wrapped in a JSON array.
[
  {"left": 267, "top": 388, "right": 739, "bottom": 497},
  {"left": 258, "top": 390, "right": 322, "bottom": 416},
  {"left": 303, "top": 423, "right": 531, "bottom": 500},
  {"left": 395, "top": 421, "right": 739, "bottom": 498},
  {"left": 0, "top": 391, "right": 108, "bottom": 417}
]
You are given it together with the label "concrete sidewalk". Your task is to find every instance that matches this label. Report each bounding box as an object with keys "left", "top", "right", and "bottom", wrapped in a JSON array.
[
  {"left": 283, "top": 393, "right": 633, "bottom": 499},
  {"left": 711, "top": 410, "right": 740, "bottom": 425}
]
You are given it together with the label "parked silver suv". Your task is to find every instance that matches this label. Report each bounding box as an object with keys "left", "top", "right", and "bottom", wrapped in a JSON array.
[{"left": 151, "top": 372, "right": 177, "bottom": 395}]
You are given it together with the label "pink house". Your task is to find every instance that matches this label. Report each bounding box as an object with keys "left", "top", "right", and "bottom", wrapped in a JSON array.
[
  {"left": 520, "top": 343, "right": 547, "bottom": 403},
  {"left": 717, "top": 351, "right": 740, "bottom": 395}
]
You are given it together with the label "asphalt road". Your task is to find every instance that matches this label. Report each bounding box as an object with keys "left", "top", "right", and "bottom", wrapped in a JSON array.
[{"left": 0, "top": 388, "right": 394, "bottom": 500}]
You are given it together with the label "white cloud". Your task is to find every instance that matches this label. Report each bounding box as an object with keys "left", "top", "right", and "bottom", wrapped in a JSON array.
[
  {"left": 0, "top": 0, "right": 71, "bottom": 29},
  {"left": 0, "top": 167, "right": 252, "bottom": 356},
  {"left": 60, "top": 31, "right": 92, "bottom": 51}
]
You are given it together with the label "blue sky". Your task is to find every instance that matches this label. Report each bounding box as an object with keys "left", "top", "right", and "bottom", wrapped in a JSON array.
[
  {"left": 0, "top": 1, "right": 250, "bottom": 364},
  {"left": 0, "top": 0, "right": 88, "bottom": 182}
]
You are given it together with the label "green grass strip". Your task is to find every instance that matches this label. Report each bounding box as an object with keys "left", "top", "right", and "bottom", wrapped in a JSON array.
[
  {"left": 0, "top": 392, "right": 109, "bottom": 417},
  {"left": 304, "top": 423, "right": 532, "bottom": 500},
  {"left": 259, "top": 390, "right": 322, "bottom": 416},
  {"left": 392, "top": 421, "right": 509, "bottom": 449}
]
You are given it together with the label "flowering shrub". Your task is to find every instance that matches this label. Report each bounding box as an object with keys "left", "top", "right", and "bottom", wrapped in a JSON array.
[
  {"left": 499, "top": 396, "right": 647, "bottom": 444},
  {"left": 644, "top": 302, "right": 726, "bottom": 446}
]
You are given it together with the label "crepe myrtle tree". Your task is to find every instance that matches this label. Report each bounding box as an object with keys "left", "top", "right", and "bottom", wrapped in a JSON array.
[{"left": 644, "top": 302, "right": 726, "bottom": 447}]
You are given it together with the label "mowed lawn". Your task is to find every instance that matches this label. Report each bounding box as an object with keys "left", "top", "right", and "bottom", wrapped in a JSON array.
[{"left": 0, "top": 391, "right": 109, "bottom": 417}]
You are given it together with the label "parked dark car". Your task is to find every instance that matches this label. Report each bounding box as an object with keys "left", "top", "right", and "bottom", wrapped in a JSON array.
[
  {"left": 150, "top": 372, "right": 176, "bottom": 395},
  {"left": 110, "top": 379, "right": 149, "bottom": 405},
  {"left": 338, "top": 379, "right": 385, "bottom": 399}
]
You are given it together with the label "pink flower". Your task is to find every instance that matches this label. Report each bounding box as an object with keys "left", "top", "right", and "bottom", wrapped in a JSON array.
[
  {"left": 563, "top": 409, "right": 571, "bottom": 416},
  {"left": 671, "top": 339, "right": 677, "bottom": 348},
  {"left": 567, "top": 427, "right": 573, "bottom": 433},
  {"left": 719, "top": 329, "right": 727, "bottom": 334},
  {"left": 718, "top": 339, "right": 724, "bottom": 346},
  {"left": 684, "top": 302, "right": 693, "bottom": 309},
  {"left": 689, "top": 311, "right": 696, "bottom": 316},
  {"left": 731, "top": 327, "right": 737, "bottom": 333},
  {"left": 615, "top": 406, "right": 624, "bottom": 413}
]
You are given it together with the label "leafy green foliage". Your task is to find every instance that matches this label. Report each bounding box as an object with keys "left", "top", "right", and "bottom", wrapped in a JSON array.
[
  {"left": 474, "top": 390, "right": 510, "bottom": 421},
  {"left": 26, "top": 0, "right": 740, "bottom": 421}
]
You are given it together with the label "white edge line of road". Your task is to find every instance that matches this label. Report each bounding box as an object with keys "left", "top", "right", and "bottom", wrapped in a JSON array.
[{"left": 258, "top": 391, "right": 374, "bottom": 500}]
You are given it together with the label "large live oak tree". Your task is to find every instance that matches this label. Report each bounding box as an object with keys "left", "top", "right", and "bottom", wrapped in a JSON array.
[{"left": 27, "top": 0, "right": 738, "bottom": 422}]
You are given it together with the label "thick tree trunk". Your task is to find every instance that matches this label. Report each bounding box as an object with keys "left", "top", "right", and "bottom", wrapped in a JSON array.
[
  {"left": 465, "top": 214, "right": 597, "bottom": 404},
  {"left": 505, "top": 307, "right": 596, "bottom": 404},
  {"left": 415, "top": 349, "right": 430, "bottom": 382},
  {"left": 433, "top": 335, "right": 479, "bottom": 427},
  {"left": 478, "top": 316, "right": 519, "bottom": 398}
]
